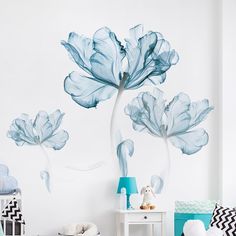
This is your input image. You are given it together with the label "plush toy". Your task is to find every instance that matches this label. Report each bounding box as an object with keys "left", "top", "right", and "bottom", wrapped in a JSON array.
[
  {"left": 183, "top": 220, "right": 223, "bottom": 236},
  {"left": 140, "top": 185, "right": 156, "bottom": 210},
  {"left": 61, "top": 223, "right": 98, "bottom": 236}
]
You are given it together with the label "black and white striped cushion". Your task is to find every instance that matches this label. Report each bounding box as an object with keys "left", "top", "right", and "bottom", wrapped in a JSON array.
[
  {"left": 1, "top": 198, "right": 25, "bottom": 224},
  {"left": 210, "top": 204, "right": 236, "bottom": 235}
]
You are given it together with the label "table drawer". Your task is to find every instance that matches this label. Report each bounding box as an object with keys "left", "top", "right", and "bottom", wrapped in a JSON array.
[{"left": 126, "top": 213, "right": 162, "bottom": 222}]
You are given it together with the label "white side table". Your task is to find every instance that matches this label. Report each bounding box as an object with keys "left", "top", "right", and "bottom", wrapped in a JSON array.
[{"left": 116, "top": 209, "right": 166, "bottom": 236}]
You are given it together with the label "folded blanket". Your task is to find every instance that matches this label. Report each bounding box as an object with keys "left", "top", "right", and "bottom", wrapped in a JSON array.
[{"left": 175, "top": 200, "right": 217, "bottom": 214}]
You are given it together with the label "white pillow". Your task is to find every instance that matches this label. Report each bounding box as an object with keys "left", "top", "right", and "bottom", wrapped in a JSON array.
[
  {"left": 207, "top": 226, "right": 223, "bottom": 236},
  {"left": 183, "top": 220, "right": 223, "bottom": 236},
  {"left": 183, "top": 220, "right": 207, "bottom": 236}
]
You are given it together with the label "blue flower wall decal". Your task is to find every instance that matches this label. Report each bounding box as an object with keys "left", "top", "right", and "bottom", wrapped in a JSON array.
[
  {"left": 40, "top": 170, "right": 50, "bottom": 192},
  {"left": 8, "top": 110, "right": 69, "bottom": 150},
  {"left": 116, "top": 138, "right": 134, "bottom": 177},
  {"left": 125, "top": 88, "right": 213, "bottom": 155},
  {"left": 7, "top": 110, "right": 69, "bottom": 192},
  {"left": 151, "top": 175, "right": 164, "bottom": 194},
  {"left": 62, "top": 25, "right": 179, "bottom": 152},
  {"left": 61, "top": 24, "right": 179, "bottom": 108}
]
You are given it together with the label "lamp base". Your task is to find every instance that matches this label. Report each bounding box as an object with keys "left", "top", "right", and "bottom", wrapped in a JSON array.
[{"left": 126, "top": 194, "right": 133, "bottom": 210}]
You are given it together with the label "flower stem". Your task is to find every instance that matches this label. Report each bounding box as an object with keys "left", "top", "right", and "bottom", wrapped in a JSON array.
[
  {"left": 161, "top": 138, "right": 171, "bottom": 184},
  {"left": 39, "top": 145, "right": 52, "bottom": 191},
  {"left": 110, "top": 89, "right": 123, "bottom": 150},
  {"left": 67, "top": 74, "right": 126, "bottom": 172},
  {"left": 110, "top": 73, "right": 126, "bottom": 153},
  {"left": 39, "top": 145, "right": 51, "bottom": 170}
]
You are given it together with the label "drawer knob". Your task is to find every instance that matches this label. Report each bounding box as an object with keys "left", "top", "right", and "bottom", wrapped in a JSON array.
[{"left": 144, "top": 216, "right": 148, "bottom": 219}]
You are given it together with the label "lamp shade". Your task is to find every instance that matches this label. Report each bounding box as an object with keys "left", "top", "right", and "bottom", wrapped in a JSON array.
[{"left": 117, "top": 177, "right": 138, "bottom": 195}]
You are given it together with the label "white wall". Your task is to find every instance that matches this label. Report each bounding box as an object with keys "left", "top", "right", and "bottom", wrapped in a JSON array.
[
  {"left": 0, "top": 1, "right": 220, "bottom": 235},
  {"left": 222, "top": 0, "right": 236, "bottom": 207}
]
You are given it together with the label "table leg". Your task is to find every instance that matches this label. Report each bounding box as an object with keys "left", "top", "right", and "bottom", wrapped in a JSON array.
[
  {"left": 161, "top": 214, "right": 165, "bottom": 236},
  {"left": 151, "top": 224, "right": 155, "bottom": 236},
  {"left": 116, "top": 214, "right": 121, "bottom": 236},
  {"left": 124, "top": 223, "right": 129, "bottom": 236}
]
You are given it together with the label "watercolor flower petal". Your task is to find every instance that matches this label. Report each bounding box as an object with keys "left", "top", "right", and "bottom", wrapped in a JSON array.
[
  {"left": 152, "top": 39, "right": 179, "bottom": 68},
  {"left": 64, "top": 71, "right": 117, "bottom": 108},
  {"left": 125, "top": 25, "right": 179, "bottom": 89},
  {"left": 49, "top": 110, "right": 65, "bottom": 132},
  {"left": 43, "top": 130, "right": 69, "bottom": 150},
  {"left": 7, "top": 114, "right": 37, "bottom": 146},
  {"left": 166, "top": 93, "right": 191, "bottom": 136},
  {"left": 151, "top": 175, "right": 164, "bottom": 194},
  {"left": 61, "top": 32, "right": 94, "bottom": 74},
  {"left": 125, "top": 31, "right": 158, "bottom": 89},
  {"left": 141, "top": 38, "right": 178, "bottom": 86},
  {"left": 125, "top": 89, "right": 165, "bottom": 137},
  {"left": 188, "top": 99, "right": 214, "bottom": 128},
  {"left": 90, "top": 27, "right": 125, "bottom": 86},
  {"left": 40, "top": 170, "right": 50, "bottom": 192},
  {"left": 169, "top": 128, "right": 209, "bottom": 155},
  {"left": 117, "top": 139, "right": 134, "bottom": 177},
  {"left": 33, "top": 111, "right": 53, "bottom": 142}
]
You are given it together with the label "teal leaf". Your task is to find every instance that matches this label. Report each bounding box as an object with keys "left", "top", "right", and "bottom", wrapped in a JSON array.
[
  {"left": 151, "top": 175, "right": 164, "bottom": 194},
  {"left": 40, "top": 170, "right": 50, "bottom": 192},
  {"left": 117, "top": 139, "right": 134, "bottom": 177}
]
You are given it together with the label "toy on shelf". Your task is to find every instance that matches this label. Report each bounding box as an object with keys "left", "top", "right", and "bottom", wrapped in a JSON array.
[{"left": 140, "top": 185, "right": 156, "bottom": 210}]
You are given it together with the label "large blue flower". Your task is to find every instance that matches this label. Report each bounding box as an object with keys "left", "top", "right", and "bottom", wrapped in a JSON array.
[
  {"left": 61, "top": 25, "right": 179, "bottom": 108},
  {"left": 8, "top": 110, "right": 69, "bottom": 150},
  {"left": 125, "top": 89, "right": 213, "bottom": 155}
]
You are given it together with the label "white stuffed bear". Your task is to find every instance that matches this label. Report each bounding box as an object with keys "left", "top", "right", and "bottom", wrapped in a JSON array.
[
  {"left": 61, "top": 223, "right": 98, "bottom": 236},
  {"left": 183, "top": 220, "right": 223, "bottom": 236}
]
